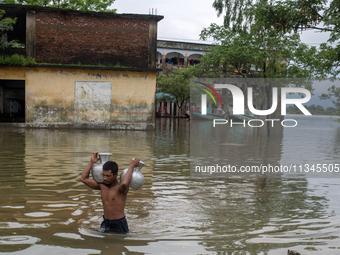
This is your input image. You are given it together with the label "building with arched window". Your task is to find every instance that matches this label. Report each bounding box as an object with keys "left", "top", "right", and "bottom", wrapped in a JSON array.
[
  {"left": 155, "top": 40, "right": 212, "bottom": 118},
  {"left": 156, "top": 40, "right": 211, "bottom": 71}
]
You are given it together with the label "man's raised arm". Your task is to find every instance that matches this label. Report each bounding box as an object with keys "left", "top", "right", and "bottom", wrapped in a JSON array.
[
  {"left": 80, "top": 152, "right": 100, "bottom": 190},
  {"left": 120, "top": 158, "right": 140, "bottom": 194}
]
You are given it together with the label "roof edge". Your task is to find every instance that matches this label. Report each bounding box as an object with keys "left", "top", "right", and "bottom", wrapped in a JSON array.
[
  {"left": 0, "top": 63, "right": 159, "bottom": 72},
  {"left": 0, "top": 4, "right": 164, "bottom": 21}
]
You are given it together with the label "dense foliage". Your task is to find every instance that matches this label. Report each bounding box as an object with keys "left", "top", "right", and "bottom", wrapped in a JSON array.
[
  {"left": 156, "top": 66, "right": 196, "bottom": 116},
  {"left": 287, "top": 104, "right": 340, "bottom": 116},
  {"left": 0, "top": 54, "right": 36, "bottom": 65},
  {"left": 4, "top": 0, "right": 116, "bottom": 12},
  {"left": 320, "top": 85, "right": 340, "bottom": 114},
  {"left": 198, "top": 27, "right": 319, "bottom": 78},
  {"left": 201, "top": 0, "right": 340, "bottom": 78},
  {"left": 0, "top": 9, "right": 18, "bottom": 50}
]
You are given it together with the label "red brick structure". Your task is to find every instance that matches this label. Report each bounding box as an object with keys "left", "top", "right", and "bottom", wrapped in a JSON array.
[
  {"left": 35, "top": 12, "right": 149, "bottom": 67},
  {"left": 0, "top": 4, "right": 163, "bottom": 69}
]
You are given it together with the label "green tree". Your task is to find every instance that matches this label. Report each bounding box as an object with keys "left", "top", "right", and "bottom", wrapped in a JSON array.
[
  {"left": 325, "top": 106, "right": 337, "bottom": 115},
  {"left": 199, "top": 27, "right": 318, "bottom": 78},
  {"left": 208, "top": 0, "right": 339, "bottom": 77},
  {"left": 0, "top": 9, "right": 17, "bottom": 50},
  {"left": 324, "top": 0, "right": 340, "bottom": 41},
  {"left": 211, "top": 0, "right": 331, "bottom": 34},
  {"left": 320, "top": 85, "right": 340, "bottom": 115},
  {"left": 306, "top": 104, "right": 326, "bottom": 115},
  {"left": 286, "top": 105, "right": 300, "bottom": 114},
  {"left": 157, "top": 66, "right": 196, "bottom": 117},
  {"left": 198, "top": 28, "right": 269, "bottom": 78},
  {"left": 287, "top": 104, "right": 336, "bottom": 115},
  {"left": 4, "top": 0, "right": 116, "bottom": 12}
]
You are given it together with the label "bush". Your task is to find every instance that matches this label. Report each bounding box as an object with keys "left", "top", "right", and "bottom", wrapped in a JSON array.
[{"left": 0, "top": 54, "right": 36, "bottom": 66}]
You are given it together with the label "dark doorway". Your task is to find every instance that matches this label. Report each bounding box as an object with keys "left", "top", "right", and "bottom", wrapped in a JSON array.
[{"left": 0, "top": 80, "right": 25, "bottom": 123}]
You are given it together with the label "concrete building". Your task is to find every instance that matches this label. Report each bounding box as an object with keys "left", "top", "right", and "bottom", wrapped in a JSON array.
[
  {"left": 0, "top": 4, "right": 163, "bottom": 130},
  {"left": 155, "top": 40, "right": 211, "bottom": 117},
  {"left": 156, "top": 40, "right": 211, "bottom": 71}
]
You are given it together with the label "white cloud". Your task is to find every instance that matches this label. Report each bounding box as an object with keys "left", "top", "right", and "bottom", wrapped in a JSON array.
[
  {"left": 112, "top": 0, "right": 331, "bottom": 44},
  {"left": 112, "top": 0, "right": 223, "bottom": 43}
]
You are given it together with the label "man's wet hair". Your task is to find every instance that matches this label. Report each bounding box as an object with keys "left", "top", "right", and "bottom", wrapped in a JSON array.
[{"left": 103, "top": 161, "right": 118, "bottom": 174}]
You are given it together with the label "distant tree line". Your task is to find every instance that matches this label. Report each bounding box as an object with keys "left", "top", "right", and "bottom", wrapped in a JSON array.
[{"left": 286, "top": 104, "right": 340, "bottom": 116}]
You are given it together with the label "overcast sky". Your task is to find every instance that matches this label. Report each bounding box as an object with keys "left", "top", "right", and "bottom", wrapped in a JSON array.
[{"left": 112, "top": 0, "right": 331, "bottom": 45}]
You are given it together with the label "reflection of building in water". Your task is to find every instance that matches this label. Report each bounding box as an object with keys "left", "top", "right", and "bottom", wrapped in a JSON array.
[
  {"left": 191, "top": 120, "right": 284, "bottom": 177},
  {"left": 0, "top": 129, "right": 27, "bottom": 237},
  {"left": 191, "top": 177, "right": 328, "bottom": 254},
  {"left": 0, "top": 128, "right": 157, "bottom": 251},
  {"left": 19, "top": 129, "right": 154, "bottom": 234},
  {"left": 0, "top": 128, "right": 26, "bottom": 220},
  {"left": 188, "top": 115, "right": 333, "bottom": 253}
]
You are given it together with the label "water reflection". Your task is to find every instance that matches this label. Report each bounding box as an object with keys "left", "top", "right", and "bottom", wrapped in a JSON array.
[
  {"left": 0, "top": 117, "right": 340, "bottom": 254},
  {"left": 190, "top": 120, "right": 284, "bottom": 179},
  {"left": 188, "top": 178, "right": 331, "bottom": 254}
]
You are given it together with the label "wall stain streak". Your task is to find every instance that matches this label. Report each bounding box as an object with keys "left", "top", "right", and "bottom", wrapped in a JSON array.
[{"left": 0, "top": 66, "right": 156, "bottom": 130}]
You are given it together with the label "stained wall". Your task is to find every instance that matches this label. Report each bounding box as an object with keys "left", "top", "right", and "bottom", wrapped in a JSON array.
[{"left": 0, "top": 66, "right": 156, "bottom": 130}]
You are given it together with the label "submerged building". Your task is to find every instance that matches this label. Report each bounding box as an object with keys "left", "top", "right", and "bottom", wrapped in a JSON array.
[
  {"left": 156, "top": 40, "right": 211, "bottom": 71},
  {"left": 155, "top": 40, "right": 212, "bottom": 117},
  {"left": 0, "top": 4, "right": 163, "bottom": 130}
]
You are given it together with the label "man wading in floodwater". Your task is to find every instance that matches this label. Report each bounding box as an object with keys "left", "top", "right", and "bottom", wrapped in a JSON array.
[{"left": 80, "top": 152, "right": 140, "bottom": 233}]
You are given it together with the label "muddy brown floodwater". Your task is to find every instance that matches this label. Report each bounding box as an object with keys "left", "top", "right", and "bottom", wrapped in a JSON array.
[{"left": 1, "top": 116, "right": 340, "bottom": 254}]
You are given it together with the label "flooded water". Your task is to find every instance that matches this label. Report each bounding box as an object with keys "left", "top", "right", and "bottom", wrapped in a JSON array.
[{"left": 1, "top": 116, "right": 340, "bottom": 254}]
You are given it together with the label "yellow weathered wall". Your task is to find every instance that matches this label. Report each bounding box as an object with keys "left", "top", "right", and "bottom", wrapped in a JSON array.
[
  {"left": 0, "top": 66, "right": 156, "bottom": 130},
  {"left": 0, "top": 67, "right": 26, "bottom": 80}
]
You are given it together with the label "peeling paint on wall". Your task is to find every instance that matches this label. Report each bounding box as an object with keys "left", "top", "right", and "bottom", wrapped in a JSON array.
[
  {"left": 111, "top": 103, "right": 154, "bottom": 122},
  {"left": 74, "top": 81, "right": 111, "bottom": 123},
  {"left": 0, "top": 66, "right": 156, "bottom": 130},
  {"left": 75, "top": 81, "right": 111, "bottom": 104}
]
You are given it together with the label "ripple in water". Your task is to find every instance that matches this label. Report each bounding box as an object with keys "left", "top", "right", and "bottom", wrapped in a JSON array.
[{"left": 0, "top": 235, "right": 40, "bottom": 245}]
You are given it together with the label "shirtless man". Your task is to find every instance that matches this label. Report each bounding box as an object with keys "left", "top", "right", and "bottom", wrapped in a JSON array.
[{"left": 80, "top": 152, "right": 140, "bottom": 233}]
